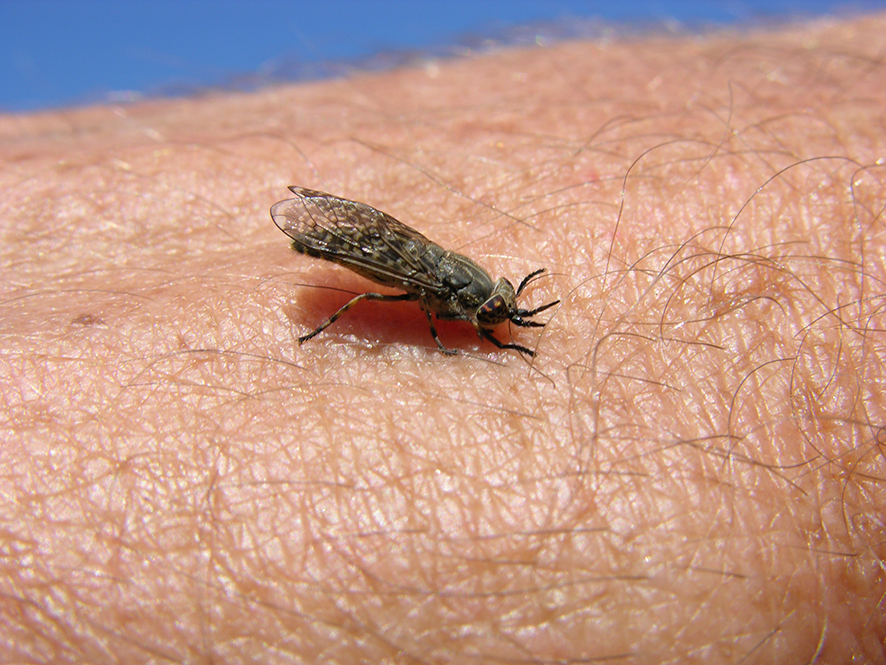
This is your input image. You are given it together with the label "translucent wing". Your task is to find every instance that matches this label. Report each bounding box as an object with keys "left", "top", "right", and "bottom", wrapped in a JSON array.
[{"left": 271, "top": 186, "right": 445, "bottom": 291}]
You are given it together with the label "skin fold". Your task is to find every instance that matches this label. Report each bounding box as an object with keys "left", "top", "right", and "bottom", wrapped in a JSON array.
[{"left": 1, "top": 12, "right": 884, "bottom": 664}]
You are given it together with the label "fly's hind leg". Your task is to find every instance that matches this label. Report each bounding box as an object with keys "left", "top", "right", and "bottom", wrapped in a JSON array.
[{"left": 298, "top": 292, "right": 417, "bottom": 344}]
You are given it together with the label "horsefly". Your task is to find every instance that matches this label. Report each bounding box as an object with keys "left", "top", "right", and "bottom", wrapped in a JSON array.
[{"left": 270, "top": 186, "right": 559, "bottom": 357}]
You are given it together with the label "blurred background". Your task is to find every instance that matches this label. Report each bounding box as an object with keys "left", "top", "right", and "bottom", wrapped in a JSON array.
[{"left": 2, "top": 0, "right": 885, "bottom": 113}]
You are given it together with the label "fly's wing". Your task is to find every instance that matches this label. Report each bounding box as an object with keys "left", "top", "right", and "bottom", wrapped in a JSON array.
[{"left": 271, "top": 186, "right": 445, "bottom": 291}]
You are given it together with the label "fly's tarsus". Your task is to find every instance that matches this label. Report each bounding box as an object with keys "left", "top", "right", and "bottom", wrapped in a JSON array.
[
  {"left": 297, "top": 292, "right": 417, "bottom": 344},
  {"left": 271, "top": 186, "right": 558, "bottom": 357},
  {"left": 479, "top": 328, "right": 538, "bottom": 357}
]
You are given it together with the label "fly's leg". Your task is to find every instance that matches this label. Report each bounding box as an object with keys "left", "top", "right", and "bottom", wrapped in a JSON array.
[
  {"left": 298, "top": 292, "right": 418, "bottom": 344},
  {"left": 423, "top": 308, "right": 458, "bottom": 355},
  {"left": 479, "top": 328, "right": 536, "bottom": 358}
]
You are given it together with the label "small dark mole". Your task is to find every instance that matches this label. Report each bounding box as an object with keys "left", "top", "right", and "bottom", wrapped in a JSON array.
[{"left": 71, "top": 313, "right": 105, "bottom": 326}]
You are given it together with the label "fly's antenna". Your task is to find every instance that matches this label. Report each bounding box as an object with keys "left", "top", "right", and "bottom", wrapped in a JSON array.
[{"left": 516, "top": 268, "right": 547, "bottom": 296}]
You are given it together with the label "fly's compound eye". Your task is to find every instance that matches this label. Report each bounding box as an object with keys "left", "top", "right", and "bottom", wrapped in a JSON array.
[{"left": 477, "top": 294, "right": 511, "bottom": 326}]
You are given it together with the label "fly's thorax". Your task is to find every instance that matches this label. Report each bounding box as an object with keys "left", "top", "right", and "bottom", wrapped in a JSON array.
[
  {"left": 476, "top": 278, "right": 517, "bottom": 328},
  {"left": 425, "top": 251, "right": 495, "bottom": 319}
]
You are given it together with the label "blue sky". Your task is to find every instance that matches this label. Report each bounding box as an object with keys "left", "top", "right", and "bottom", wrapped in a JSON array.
[{"left": 2, "top": 0, "right": 884, "bottom": 112}]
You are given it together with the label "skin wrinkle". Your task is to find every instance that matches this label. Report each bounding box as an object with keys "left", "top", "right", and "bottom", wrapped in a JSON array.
[{"left": 2, "top": 12, "right": 886, "bottom": 665}]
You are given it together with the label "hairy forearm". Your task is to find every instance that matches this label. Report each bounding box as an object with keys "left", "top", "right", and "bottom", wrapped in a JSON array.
[{"left": 1, "top": 13, "right": 885, "bottom": 664}]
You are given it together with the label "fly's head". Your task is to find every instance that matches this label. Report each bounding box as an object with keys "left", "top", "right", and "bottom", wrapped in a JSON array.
[
  {"left": 475, "top": 269, "right": 559, "bottom": 331},
  {"left": 476, "top": 278, "right": 518, "bottom": 328}
]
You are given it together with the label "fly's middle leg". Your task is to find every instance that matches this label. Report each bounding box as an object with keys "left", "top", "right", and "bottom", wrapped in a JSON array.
[
  {"left": 422, "top": 308, "right": 458, "bottom": 355},
  {"left": 298, "top": 292, "right": 418, "bottom": 345}
]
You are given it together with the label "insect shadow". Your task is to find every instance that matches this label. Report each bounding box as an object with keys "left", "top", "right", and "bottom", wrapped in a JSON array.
[{"left": 271, "top": 186, "right": 559, "bottom": 357}]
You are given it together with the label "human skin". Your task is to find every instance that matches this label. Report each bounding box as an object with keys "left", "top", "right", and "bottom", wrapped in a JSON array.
[{"left": 1, "top": 12, "right": 885, "bottom": 664}]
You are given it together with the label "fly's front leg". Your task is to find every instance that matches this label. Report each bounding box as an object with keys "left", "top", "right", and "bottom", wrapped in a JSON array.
[
  {"left": 299, "top": 292, "right": 417, "bottom": 344},
  {"left": 479, "top": 328, "right": 536, "bottom": 358}
]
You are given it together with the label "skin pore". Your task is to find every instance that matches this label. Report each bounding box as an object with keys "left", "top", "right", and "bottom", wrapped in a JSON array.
[{"left": 1, "top": 12, "right": 885, "bottom": 664}]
